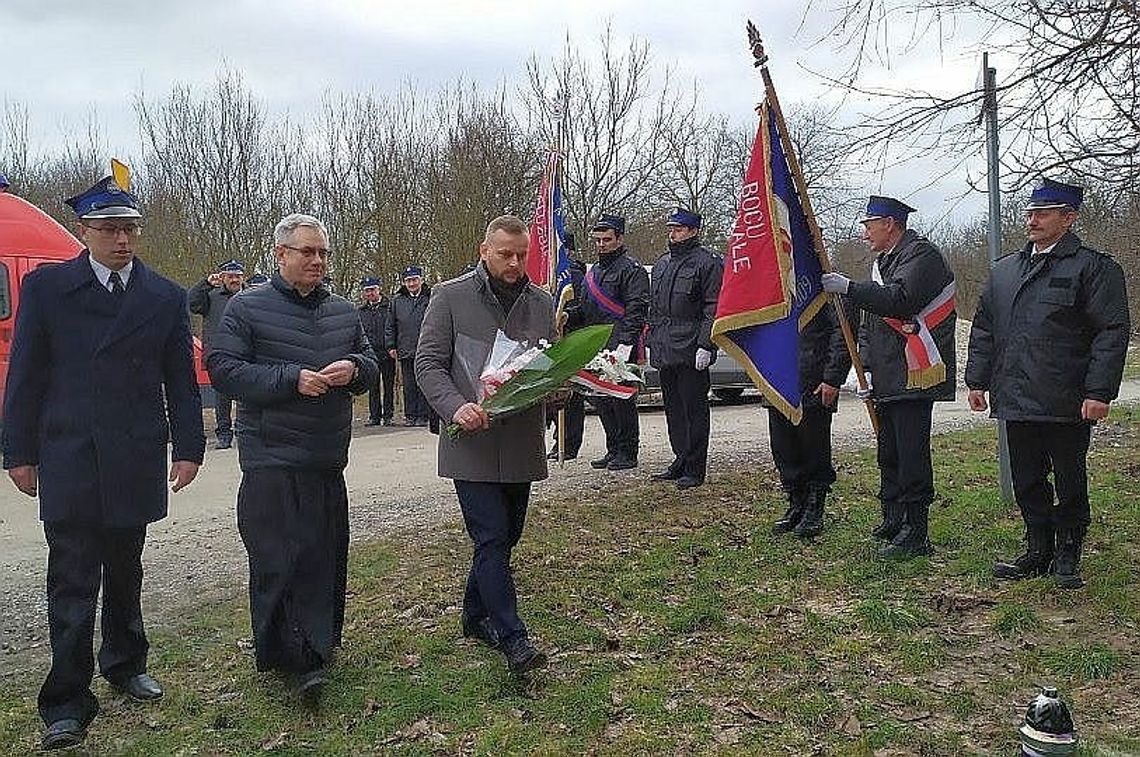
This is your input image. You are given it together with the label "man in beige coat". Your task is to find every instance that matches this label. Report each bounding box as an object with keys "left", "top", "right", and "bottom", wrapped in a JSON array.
[{"left": 416, "top": 215, "right": 554, "bottom": 675}]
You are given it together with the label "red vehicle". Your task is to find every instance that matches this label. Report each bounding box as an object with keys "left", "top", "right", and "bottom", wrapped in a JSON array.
[{"left": 0, "top": 185, "right": 210, "bottom": 421}]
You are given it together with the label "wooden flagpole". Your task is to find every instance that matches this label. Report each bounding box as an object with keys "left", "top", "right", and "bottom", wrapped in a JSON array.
[{"left": 745, "top": 21, "right": 878, "bottom": 434}]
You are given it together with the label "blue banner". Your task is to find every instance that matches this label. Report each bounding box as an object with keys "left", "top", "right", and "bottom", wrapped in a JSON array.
[{"left": 711, "top": 103, "right": 825, "bottom": 424}]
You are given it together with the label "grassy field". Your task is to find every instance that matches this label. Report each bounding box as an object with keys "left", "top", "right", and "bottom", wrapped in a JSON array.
[{"left": 2, "top": 409, "right": 1139, "bottom": 755}]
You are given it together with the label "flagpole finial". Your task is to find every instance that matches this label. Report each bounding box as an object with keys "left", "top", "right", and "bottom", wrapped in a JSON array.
[{"left": 746, "top": 20, "right": 768, "bottom": 68}]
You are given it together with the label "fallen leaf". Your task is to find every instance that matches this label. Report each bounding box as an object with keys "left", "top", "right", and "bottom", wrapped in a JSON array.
[{"left": 261, "top": 731, "right": 288, "bottom": 751}]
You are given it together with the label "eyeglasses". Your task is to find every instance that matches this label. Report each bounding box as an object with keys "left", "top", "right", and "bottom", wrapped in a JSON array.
[
  {"left": 280, "top": 244, "right": 331, "bottom": 260},
  {"left": 82, "top": 223, "right": 143, "bottom": 237}
]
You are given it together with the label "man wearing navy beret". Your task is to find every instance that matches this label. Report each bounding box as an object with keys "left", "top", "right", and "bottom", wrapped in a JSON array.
[
  {"left": 565, "top": 213, "right": 649, "bottom": 470},
  {"left": 822, "top": 196, "right": 957, "bottom": 559},
  {"left": 188, "top": 259, "right": 247, "bottom": 449},
  {"left": 386, "top": 265, "right": 433, "bottom": 426},
  {"left": 967, "top": 179, "right": 1129, "bottom": 588},
  {"left": 647, "top": 208, "right": 723, "bottom": 489},
  {"left": 2, "top": 174, "right": 205, "bottom": 749},
  {"left": 358, "top": 276, "right": 396, "bottom": 426}
]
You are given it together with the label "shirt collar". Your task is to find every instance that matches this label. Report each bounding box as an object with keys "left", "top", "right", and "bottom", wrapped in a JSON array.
[
  {"left": 1032, "top": 241, "right": 1059, "bottom": 257},
  {"left": 88, "top": 253, "right": 134, "bottom": 290}
]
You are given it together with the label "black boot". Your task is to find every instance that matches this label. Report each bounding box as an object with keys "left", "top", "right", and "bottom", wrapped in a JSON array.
[
  {"left": 794, "top": 488, "right": 826, "bottom": 539},
  {"left": 1053, "top": 528, "right": 1085, "bottom": 589},
  {"left": 771, "top": 488, "right": 807, "bottom": 535},
  {"left": 878, "top": 501, "right": 932, "bottom": 559},
  {"left": 871, "top": 500, "right": 906, "bottom": 541},
  {"left": 993, "top": 525, "right": 1054, "bottom": 580}
]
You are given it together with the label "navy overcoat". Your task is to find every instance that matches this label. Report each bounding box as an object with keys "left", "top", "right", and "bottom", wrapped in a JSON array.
[{"left": 2, "top": 251, "right": 206, "bottom": 526}]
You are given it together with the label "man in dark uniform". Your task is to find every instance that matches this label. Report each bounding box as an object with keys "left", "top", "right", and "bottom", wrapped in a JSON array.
[
  {"left": 768, "top": 297, "right": 854, "bottom": 538},
  {"left": 208, "top": 213, "right": 378, "bottom": 702},
  {"left": 565, "top": 214, "right": 649, "bottom": 470},
  {"left": 647, "top": 208, "right": 723, "bottom": 490},
  {"left": 2, "top": 175, "right": 205, "bottom": 750},
  {"left": 386, "top": 264, "right": 432, "bottom": 426},
  {"left": 967, "top": 179, "right": 1129, "bottom": 588},
  {"left": 549, "top": 233, "right": 587, "bottom": 460},
  {"left": 188, "top": 259, "right": 246, "bottom": 448},
  {"left": 358, "top": 276, "right": 397, "bottom": 426},
  {"left": 822, "top": 196, "right": 956, "bottom": 558}
]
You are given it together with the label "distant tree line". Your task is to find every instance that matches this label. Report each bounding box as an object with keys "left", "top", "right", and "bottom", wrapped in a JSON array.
[{"left": 1, "top": 29, "right": 1136, "bottom": 329}]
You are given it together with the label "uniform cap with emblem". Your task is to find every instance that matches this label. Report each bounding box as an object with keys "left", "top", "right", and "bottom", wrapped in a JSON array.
[
  {"left": 217, "top": 259, "right": 245, "bottom": 274},
  {"left": 861, "top": 195, "right": 916, "bottom": 224},
  {"left": 591, "top": 214, "right": 626, "bottom": 235},
  {"left": 246, "top": 273, "right": 269, "bottom": 286},
  {"left": 65, "top": 160, "right": 142, "bottom": 219},
  {"left": 360, "top": 276, "right": 381, "bottom": 288},
  {"left": 0, "top": 174, "right": 9, "bottom": 192},
  {"left": 665, "top": 207, "right": 701, "bottom": 228},
  {"left": 402, "top": 265, "right": 424, "bottom": 279},
  {"left": 1025, "top": 178, "right": 1083, "bottom": 211}
]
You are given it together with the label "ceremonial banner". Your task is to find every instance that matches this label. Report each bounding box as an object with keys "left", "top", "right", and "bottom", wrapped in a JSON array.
[
  {"left": 711, "top": 103, "right": 826, "bottom": 424},
  {"left": 526, "top": 150, "right": 558, "bottom": 288},
  {"left": 551, "top": 181, "right": 574, "bottom": 318}
]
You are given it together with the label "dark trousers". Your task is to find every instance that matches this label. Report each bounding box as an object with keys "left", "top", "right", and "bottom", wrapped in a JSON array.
[
  {"left": 237, "top": 469, "right": 349, "bottom": 674},
  {"left": 454, "top": 481, "right": 531, "bottom": 645},
  {"left": 767, "top": 405, "right": 836, "bottom": 493},
  {"left": 1006, "top": 421, "right": 1092, "bottom": 531},
  {"left": 550, "top": 392, "right": 585, "bottom": 456},
  {"left": 399, "top": 357, "right": 429, "bottom": 421},
  {"left": 214, "top": 392, "right": 233, "bottom": 441},
  {"left": 596, "top": 395, "right": 640, "bottom": 460},
  {"left": 38, "top": 522, "right": 148, "bottom": 727},
  {"left": 659, "top": 365, "right": 711, "bottom": 480},
  {"left": 876, "top": 400, "right": 935, "bottom": 509},
  {"left": 368, "top": 359, "right": 397, "bottom": 422}
]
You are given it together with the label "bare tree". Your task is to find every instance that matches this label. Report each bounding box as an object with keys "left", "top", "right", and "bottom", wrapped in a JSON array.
[
  {"left": 805, "top": 0, "right": 1140, "bottom": 195},
  {"left": 525, "top": 27, "right": 678, "bottom": 247}
]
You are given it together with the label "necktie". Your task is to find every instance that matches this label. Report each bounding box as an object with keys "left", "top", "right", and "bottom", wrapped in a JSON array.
[{"left": 109, "top": 271, "right": 125, "bottom": 295}]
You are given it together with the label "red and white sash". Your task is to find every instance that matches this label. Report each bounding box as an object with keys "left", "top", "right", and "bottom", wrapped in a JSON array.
[{"left": 872, "top": 260, "right": 956, "bottom": 389}]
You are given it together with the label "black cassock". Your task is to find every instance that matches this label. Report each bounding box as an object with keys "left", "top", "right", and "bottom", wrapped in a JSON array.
[{"left": 237, "top": 468, "right": 349, "bottom": 673}]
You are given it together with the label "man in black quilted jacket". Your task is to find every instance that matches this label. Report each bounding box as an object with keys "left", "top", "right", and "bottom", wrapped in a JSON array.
[{"left": 207, "top": 213, "right": 378, "bottom": 703}]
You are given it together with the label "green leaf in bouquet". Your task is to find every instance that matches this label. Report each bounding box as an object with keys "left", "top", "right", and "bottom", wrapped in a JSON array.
[
  {"left": 446, "top": 324, "right": 614, "bottom": 438},
  {"left": 482, "top": 324, "right": 614, "bottom": 415}
]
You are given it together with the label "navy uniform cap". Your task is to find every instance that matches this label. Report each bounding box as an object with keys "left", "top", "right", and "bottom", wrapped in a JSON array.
[
  {"left": 1026, "top": 178, "right": 1083, "bottom": 211},
  {"left": 0, "top": 174, "right": 9, "bottom": 192},
  {"left": 65, "top": 176, "right": 142, "bottom": 220},
  {"left": 246, "top": 273, "right": 269, "bottom": 286},
  {"left": 666, "top": 207, "right": 701, "bottom": 228},
  {"left": 217, "top": 259, "right": 245, "bottom": 274},
  {"left": 360, "top": 276, "right": 381, "bottom": 288},
  {"left": 861, "top": 196, "right": 916, "bottom": 224},
  {"left": 591, "top": 214, "right": 626, "bottom": 235},
  {"left": 402, "top": 265, "right": 424, "bottom": 279}
]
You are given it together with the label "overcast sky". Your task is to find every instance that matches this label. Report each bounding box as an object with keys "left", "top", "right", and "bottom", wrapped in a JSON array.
[{"left": 2, "top": 0, "right": 1001, "bottom": 225}]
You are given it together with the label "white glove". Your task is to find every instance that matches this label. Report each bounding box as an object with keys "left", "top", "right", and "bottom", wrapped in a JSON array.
[
  {"left": 695, "top": 347, "right": 713, "bottom": 371},
  {"left": 855, "top": 373, "right": 873, "bottom": 401},
  {"left": 821, "top": 272, "right": 851, "bottom": 294},
  {"left": 615, "top": 344, "right": 633, "bottom": 362}
]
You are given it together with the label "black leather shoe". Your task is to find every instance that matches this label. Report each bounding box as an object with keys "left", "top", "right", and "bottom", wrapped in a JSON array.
[
  {"left": 675, "top": 476, "right": 704, "bottom": 490},
  {"left": 382, "top": 418, "right": 394, "bottom": 426},
  {"left": 215, "top": 439, "right": 232, "bottom": 450},
  {"left": 502, "top": 637, "right": 548, "bottom": 675},
  {"left": 606, "top": 456, "right": 637, "bottom": 471},
  {"left": 590, "top": 454, "right": 614, "bottom": 469},
  {"left": 651, "top": 468, "right": 683, "bottom": 481},
  {"left": 42, "top": 719, "right": 86, "bottom": 750},
  {"left": 462, "top": 615, "right": 502, "bottom": 649},
  {"left": 109, "top": 672, "right": 164, "bottom": 701}
]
